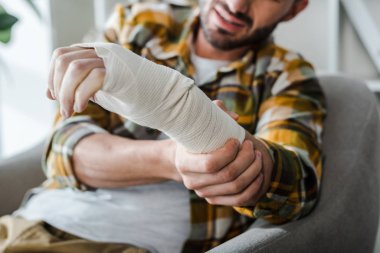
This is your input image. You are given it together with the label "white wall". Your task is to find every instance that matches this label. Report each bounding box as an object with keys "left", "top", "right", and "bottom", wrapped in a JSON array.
[
  {"left": 49, "top": 0, "right": 95, "bottom": 48},
  {"left": 0, "top": 0, "right": 97, "bottom": 159},
  {"left": 0, "top": 0, "right": 55, "bottom": 158},
  {"left": 340, "top": 3, "right": 380, "bottom": 80},
  {"left": 274, "top": 0, "right": 330, "bottom": 73},
  {"left": 274, "top": 0, "right": 380, "bottom": 81}
]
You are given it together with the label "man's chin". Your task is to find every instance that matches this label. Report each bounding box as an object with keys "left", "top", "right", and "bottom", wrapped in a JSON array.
[
  {"left": 202, "top": 29, "right": 240, "bottom": 50},
  {"left": 200, "top": 19, "right": 278, "bottom": 51},
  {"left": 204, "top": 33, "right": 251, "bottom": 51}
]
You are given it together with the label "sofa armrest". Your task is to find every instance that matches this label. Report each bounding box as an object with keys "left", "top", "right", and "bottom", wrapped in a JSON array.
[
  {"left": 208, "top": 219, "right": 289, "bottom": 253},
  {"left": 208, "top": 75, "right": 380, "bottom": 253},
  {"left": 0, "top": 142, "right": 46, "bottom": 216}
]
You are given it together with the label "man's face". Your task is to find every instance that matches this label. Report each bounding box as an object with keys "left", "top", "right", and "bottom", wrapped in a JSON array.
[{"left": 199, "top": 0, "right": 298, "bottom": 50}]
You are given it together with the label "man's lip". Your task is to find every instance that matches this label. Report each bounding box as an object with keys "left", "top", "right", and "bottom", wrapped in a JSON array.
[
  {"left": 210, "top": 8, "right": 246, "bottom": 34},
  {"left": 214, "top": 5, "right": 247, "bottom": 28}
]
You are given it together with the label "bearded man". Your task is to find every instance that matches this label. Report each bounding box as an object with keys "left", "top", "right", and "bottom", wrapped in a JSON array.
[{"left": 0, "top": 0, "right": 326, "bottom": 252}]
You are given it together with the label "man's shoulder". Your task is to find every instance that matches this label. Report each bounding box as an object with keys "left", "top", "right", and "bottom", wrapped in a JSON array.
[
  {"left": 255, "top": 42, "right": 315, "bottom": 78},
  {"left": 122, "top": 0, "right": 197, "bottom": 21},
  {"left": 105, "top": 0, "right": 197, "bottom": 47},
  {"left": 257, "top": 42, "right": 312, "bottom": 67}
]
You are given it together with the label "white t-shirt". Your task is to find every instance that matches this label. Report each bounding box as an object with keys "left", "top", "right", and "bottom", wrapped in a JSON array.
[
  {"left": 15, "top": 51, "right": 230, "bottom": 253},
  {"left": 190, "top": 51, "right": 230, "bottom": 86},
  {"left": 15, "top": 182, "right": 190, "bottom": 253}
]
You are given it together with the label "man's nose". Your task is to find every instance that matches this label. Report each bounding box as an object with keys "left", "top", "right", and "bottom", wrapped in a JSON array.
[{"left": 226, "top": 0, "right": 250, "bottom": 14}]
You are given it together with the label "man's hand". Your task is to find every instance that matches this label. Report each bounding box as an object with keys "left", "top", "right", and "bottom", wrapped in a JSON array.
[
  {"left": 174, "top": 101, "right": 266, "bottom": 206},
  {"left": 47, "top": 46, "right": 105, "bottom": 118}
]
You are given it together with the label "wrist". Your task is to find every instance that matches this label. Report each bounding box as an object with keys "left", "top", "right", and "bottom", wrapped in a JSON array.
[{"left": 163, "top": 139, "right": 182, "bottom": 182}]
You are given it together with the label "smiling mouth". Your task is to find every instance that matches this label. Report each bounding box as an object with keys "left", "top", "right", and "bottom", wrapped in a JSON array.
[{"left": 214, "top": 7, "right": 246, "bottom": 28}]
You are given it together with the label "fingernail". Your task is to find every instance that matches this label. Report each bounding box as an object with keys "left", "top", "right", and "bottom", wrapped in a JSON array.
[
  {"left": 231, "top": 111, "right": 239, "bottom": 118},
  {"left": 74, "top": 102, "right": 80, "bottom": 113},
  {"left": 61, "top": 108, "right": 68, "bottom": 119},
  {"left": 246, "top": 140, "right": 253, "bottom": 148},
  {"left": 256, "top": 150, "right": 262, "bottom": 158}
]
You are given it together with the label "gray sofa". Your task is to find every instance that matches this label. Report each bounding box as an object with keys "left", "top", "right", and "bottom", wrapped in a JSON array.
[{"left": 0, "top": 75, "right": 379, "bottom": 253}]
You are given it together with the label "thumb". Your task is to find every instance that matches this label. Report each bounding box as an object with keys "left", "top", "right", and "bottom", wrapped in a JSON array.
[{"left": 213, "top": 100, "right": 239, "bottom": 121}]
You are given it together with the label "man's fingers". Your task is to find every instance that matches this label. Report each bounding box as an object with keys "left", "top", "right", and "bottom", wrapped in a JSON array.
[
  {"left": 48, "top": 46, "right": 84, "bottom": 99},
  {"left": 182, "top": 140, "right": 255, "bottom": 189},
  {"left": 59, "top": 58, "right": 105, "bottom": 116},
  {"left": 205, "top": 172, "right": 264, "bottom": 207},
  {"left": 51, "top": 48, "right": 99, "bottom": 99},
  {"left": 213, "top": 100, "right": 227, "bottom": 110},
  {"left": 213, "top": 100, "right": 239, "bottom": 121},
  {"left": 176, "top": 138, "right": 240, "bottom": 174},
  {"left": 46, "top": 89, "right": 55, "bottom": 100},
  {"left": 195, "top": 150, "right": 262, "bottom": 198},
  {"left": 72, "top": 68, "right": 105, "bottom": 114}
]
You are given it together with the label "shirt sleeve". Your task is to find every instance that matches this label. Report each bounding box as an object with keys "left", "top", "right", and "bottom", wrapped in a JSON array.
[
  {"left": 102, "top": 3, "right": 173, "bottom": 51},
  {"left": 234, "top": 57, "right": 327, "bottom": 224},
  {"left": 41, "top": 102, "right": 113, "bottom": 190},
  {"left": 42, "top": 2, "right": 172, "bottom": 190},
  {"left": 41, "top": 5, "right": 136, "bottom": 190}
]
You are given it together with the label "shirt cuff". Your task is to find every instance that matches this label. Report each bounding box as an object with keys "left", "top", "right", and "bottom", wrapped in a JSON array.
[
  {"left": 42, "top": 116, "right": 107, "bottom": 190},
  {"left": 234, "top": 137, "right": 300, "bottom": 224}
]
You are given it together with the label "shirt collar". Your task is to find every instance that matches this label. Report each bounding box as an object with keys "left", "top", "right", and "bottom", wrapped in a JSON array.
[{"left": 145, "top": 7, "right": 273, "bottom": 75}]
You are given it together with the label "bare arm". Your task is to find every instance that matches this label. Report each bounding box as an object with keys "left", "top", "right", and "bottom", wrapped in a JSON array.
[
  {"left": 72, "top": 132, "right": 179, "bottom": 188},
  {"left": 71, "top": 102, "right": 249, "bottom": 190}
]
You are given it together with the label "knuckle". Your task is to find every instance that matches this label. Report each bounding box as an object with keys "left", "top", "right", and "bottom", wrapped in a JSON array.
[
  {"left": 91, "top": 68, "right": 105, "bottom": 78},
  {"left": 221, "top": 166, "right": 237, "bottom": 183},
  {"left": 234, "top": 197, "right": 247, "bottom": 207},
  {"left": 183, "top": 179, "right": 195, "bottom": 190},
  {"left": 235, "top": 192, "right": 251, "bottom": 206},
  {"left": 213, "top": 100, "right": 223, "bottom": 107},
  {"left": 251, "top": 176, "right": 263, "bottom": 191},
  {"left": 195, "top": 190, "right": 205, "bottom": 198},
  {"left": 70, "top": 60, "right": 86, "bottom": 72},
  {"left": 226, "top": 143, "right": 239, "bottom": 158},
  {"left": 177, "top": 165, "right": 185, "bottom": 174},
  {"left": 175, "top": 161, "right": 186, "bottom": 173},
  {"left": 236, "top": 177, "right": 263, "bottom": 206},
  {"left": 206, "top": 198, "right": 215, "bottom": 205},
  {"left": 242, "top": 150, "right": 255, "bottom": 165},
  {"left": 53, "top": 47, "right": 67, "bottom": 58},
  {"left": 242, "top": 143, "right": 254, "bottom": 156},
  {"left": 246, "top": 145, "right": 255, "bottom": 156},
  {"left": 172, "top": 173, "right": 183, "bottom": 183},
  {"left": 56, "top": 55, "right": 70, "bottom": 68},
  {"left": 203, "top": 160, "right": 216, "bottom": 173},
  {"left": 229, "top": 181, "right": 242, "bottom": 194}
]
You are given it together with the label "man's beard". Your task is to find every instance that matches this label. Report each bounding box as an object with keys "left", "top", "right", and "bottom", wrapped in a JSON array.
[{"left": 200, "top": 17, "right": 278, "bottom": 51}]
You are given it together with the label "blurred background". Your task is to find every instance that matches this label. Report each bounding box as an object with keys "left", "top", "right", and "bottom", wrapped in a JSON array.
[{"left": 0, "top": 0, "right": 379, "bottom": 250}]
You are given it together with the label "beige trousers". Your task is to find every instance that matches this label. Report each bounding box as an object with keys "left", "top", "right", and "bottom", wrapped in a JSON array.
[{"left": 0, "top": 216, "right": 149, "bottom": 253}]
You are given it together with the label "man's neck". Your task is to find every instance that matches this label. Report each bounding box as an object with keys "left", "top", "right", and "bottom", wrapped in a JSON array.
[{"left": 192, "top": 29, "right": 250, "bottom": 61}]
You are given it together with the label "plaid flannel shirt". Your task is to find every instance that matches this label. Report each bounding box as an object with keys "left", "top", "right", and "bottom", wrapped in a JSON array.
[{"left": 41, "top": 2, "right": 327, "bottom": 252}]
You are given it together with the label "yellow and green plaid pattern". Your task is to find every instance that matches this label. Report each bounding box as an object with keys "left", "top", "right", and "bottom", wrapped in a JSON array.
[{"left": 41, "top": 2, "right": 326, "bottom": 252}]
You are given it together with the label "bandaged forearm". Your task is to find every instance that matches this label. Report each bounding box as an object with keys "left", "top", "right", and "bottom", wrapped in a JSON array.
[{"left": 76, "top": 43, "right": 245, "bottom": 153}]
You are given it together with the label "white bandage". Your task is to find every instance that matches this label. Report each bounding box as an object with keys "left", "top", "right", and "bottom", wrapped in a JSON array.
[{"left": 75, "top": 42, "right": 245, "bottom": 153}]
